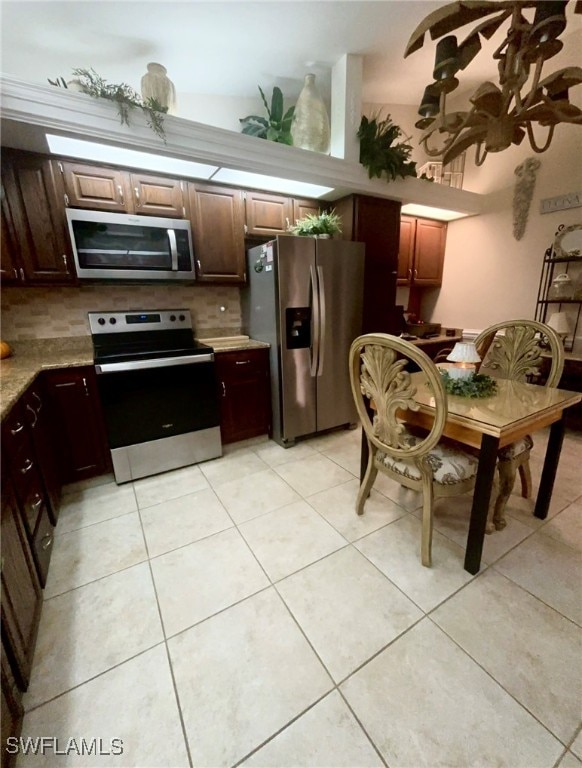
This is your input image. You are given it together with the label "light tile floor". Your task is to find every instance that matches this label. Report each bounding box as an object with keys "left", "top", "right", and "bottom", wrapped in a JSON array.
[{"left": 18, "top": 427, "right": 582, "bottom": 768}]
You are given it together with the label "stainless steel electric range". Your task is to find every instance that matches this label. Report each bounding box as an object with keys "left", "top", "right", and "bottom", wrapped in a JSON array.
[{"left": 89, "top": 309, "right": 222, "bottom": 484}]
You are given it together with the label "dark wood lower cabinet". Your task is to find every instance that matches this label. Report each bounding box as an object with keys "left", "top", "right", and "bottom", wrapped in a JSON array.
[
  {"left": 44, "top": 367, "right": 110, "bottom": 483},
  {"left": 1, "top": 479, "right": 42, "bottom": 692},
  {"left": 1, "top": 637, "right": 23, "bottom": 768},
  {"left": 215, "top": 349, "right": 271, "bottom": 444}
]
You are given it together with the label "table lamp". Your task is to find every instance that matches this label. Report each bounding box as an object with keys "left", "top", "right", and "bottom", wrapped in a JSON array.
[
  {"left": 547, "top": 312, "right": 571, "bottom": 346},
  {"left": 446, "top": 342, "right": 481, "bottom": 379}
]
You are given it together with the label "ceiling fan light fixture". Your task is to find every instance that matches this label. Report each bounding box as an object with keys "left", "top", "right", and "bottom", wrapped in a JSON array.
[{"left": 405, "top": 0, "right": 582, "bottom": 166}]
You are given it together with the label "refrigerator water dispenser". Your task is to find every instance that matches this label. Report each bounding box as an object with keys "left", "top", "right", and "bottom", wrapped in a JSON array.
[{"left": 286, "top": 307, "right": 311, "bottom": 349}]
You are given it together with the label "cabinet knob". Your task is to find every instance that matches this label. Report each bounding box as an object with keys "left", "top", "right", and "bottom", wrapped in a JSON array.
[
  {"left": 10, "top": 422, "right": 24, "bottom": 435},
  {"left": 414, "top": 268, "right": 418, "bottom": 279},
  {"left": 41, "top": 534, "right": 54, "bottom": 551},
  {"left": 134, "top": 186, "right": 140, "bottom": 205},
  {"left": 221, "top": 381, "right": 226, "bottom": 397},
  {"left": 235, "top": 360, "right": 251, "bottom": 365},
  {"left": 31, "top": 495, "right": 43, "bottom": 512},
  {"left": 19, "top": 267, "right": 25, "bottom": 281},
  {"left": 407, "top": 268, "right": 412, "bottom": 280},
  {"left": 117, "top": 185, "right": 125, "bottom": 205}
]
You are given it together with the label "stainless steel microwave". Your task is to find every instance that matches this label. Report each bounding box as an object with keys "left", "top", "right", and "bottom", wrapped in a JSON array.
[{"left": 65, "top": 209, "right": 196, "bottom": 281}]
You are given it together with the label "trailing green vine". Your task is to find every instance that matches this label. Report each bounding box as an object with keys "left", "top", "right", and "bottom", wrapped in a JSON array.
[
  {"left": 48, "top": 68, "right": 168, "bottom": 142},
  {"left": 440, "top": 372, "right": 498, "bottom": 398}
]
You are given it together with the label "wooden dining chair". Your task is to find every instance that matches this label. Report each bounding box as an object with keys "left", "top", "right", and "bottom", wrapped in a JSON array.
[
  {"left": 475, "top": 319, "right": 564, "bottom": 532},
  {"left": 349, "top": 333, "right": 479, "bottom": 567}
]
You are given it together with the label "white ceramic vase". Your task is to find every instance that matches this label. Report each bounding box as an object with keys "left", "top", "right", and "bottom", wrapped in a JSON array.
[
  {"left": 141, "top": 62, "right": 177, "bottom": 115},
  {"left": 291, "top": 73, "right": 330, "bottom": 154}
]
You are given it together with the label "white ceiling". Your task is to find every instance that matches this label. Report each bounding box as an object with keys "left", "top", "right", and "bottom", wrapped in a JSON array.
[{"left": 1, "top": 1, "right": 581, "bottom": 108}]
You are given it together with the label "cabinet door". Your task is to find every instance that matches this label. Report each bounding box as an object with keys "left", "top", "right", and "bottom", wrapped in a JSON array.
[
  {"left": 2, "top": 635, "right": 24, "bottom": 768},
  {"left": 130, "top": 173, "right": 185, "bottom": 218},
  {"left": 292, "top": 198, "right": 320, "bottom": 226},
  {"left": 3, "top": 152, "right": 73, "bottom": 284},
  {"left": 23, "top": 382, "right": 62, "bottom": 524},
  {"left": 215, "top": 349, "right": 271, "bottom": 444},
  {"left": 397, "top": 216, "right": 416, "bottom": 284},
  {"left": 189, "top": 184, "right": 245, "bottom": 282},
  {"left": 1, "top": 177, "right": 20, "bottom": 285},
  {"left": 60, "top": 161, "right": 131, "bottom": 212},
  {"left": 413, "top": 218, "right": 447, "bottom": 285},
  {"left": 44, "top": 367, "right": 109, "bottom": 483},
  {"left": 1, "top": 479, "right": 42, "bottom": 691},
  {"left": 245, "top": 191, "right": 292, "bottom": 236}
]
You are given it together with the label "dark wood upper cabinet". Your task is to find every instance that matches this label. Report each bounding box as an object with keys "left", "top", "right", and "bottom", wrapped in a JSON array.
[
  {"left": 397, "top": 216, "right": 416, "bottom": 283},
  {"left": 130, "top": 173, "right": 185, "bottom": 218},
  {"left": 414, "top": 218, "right": 447, "bottom": 285},
  {"left": 44, "top": 367, "right": 110, "bottom": 484},
  {"left": 291, "top": 198, "right": 320, "bottom": 226},
  {"left": 335, "top": 194, "right": 402, "bottom": 334},
  {"left": 2, "top": 151, "right": 73, "bottom": 285},
  {"left": 244, "top": 191, "right": 293, "bottom": 236},
  {"left": 215, "top": 349, "right": 271, "bottom": 444},
  {"left": 397, "top": 216, "right": 447, "bottom": 287},
  {"left": 189, "top": 183, "right": 246, "bottom": 282},
  {"left": 1, "top": 478, "right": 42, "bottom": 691},
  {"left": 0, "top": 180, "right": 19, "bottom": 285},
  {"left": 59, "top": 161, "right": 130, "bottom": 212}
]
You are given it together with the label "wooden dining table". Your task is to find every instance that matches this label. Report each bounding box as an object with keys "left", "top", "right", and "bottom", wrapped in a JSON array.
[{"left": 360, "top": 373, "right": 582, "bottom": 575}]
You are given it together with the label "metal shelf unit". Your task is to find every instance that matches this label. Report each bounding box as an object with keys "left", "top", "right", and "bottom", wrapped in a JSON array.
[{"left": 535, "top": 227, "right": 582, "bottom": 353}]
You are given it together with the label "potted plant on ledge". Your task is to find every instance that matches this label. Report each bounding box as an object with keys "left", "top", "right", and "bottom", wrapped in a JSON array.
[{"left": 289, "top": 209, "right": 342, "bottom": 238}]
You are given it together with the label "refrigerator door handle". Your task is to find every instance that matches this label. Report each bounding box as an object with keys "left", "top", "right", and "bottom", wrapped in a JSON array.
[
  {"left": 316, "top": 265, "right": 326, "bottom": 377},
  {"left": 310, "top": 264, "right": 320, "bottom": 377}
]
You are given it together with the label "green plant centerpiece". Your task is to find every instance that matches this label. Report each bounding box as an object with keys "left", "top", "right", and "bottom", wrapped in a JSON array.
[
  {"left": 289, "top": 209, "right": 342, "bottom": 237},
  {"left": 440, "top": 371, "right": 498, "bottom": 398},
  {"left": 240, "top": 86, "right": 295, "bottom": 145},
  {"left": 48, "top": 68, "right": 168, "bottom": 141},
  {"left": 358, "top": 112, "right": 417, "bottom": 182}
]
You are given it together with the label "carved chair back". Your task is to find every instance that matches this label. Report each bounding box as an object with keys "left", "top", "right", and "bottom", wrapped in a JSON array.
[
  {"left": 475, "top": 320, "right": 564, "bottom": 388},
  {"left": 349, "top": 333, "right": 447, "bottom": 462}
]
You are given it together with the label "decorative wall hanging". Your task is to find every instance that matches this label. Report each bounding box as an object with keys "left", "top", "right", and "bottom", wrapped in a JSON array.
[
  {"left": 513, "top": 156, "right": 541, "bottom": 240},
  {"left": 405, "top": 1, "right": 582, "bottom": 166}
]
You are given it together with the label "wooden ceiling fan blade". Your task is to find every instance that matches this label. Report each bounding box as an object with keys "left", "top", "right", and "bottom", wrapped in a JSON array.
[
  {"left": 470, "top": 81, "right": 504, "bottom": 116},
  {"left": 539, "top": 66, "right": 582, "bottom": 96},
  {"left": 404, "top": 1, "right": 508, "bottom": 57}
]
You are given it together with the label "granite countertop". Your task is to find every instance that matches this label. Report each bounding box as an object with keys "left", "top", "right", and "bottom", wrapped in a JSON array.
[
  {"left": 199, "top": 336, "right": 270, "bottom": 352},
  {"left": 0, "top": 335, "right": 270, "bottom": 421}
]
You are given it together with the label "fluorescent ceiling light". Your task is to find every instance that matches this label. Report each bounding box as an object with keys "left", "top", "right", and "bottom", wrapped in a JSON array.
[
  {"left": 211, "top": 168, "right": 333, "bottom": 199},
  {"left": 46, "top": 134, "right": 218, "bottom": 179},
  {"left": 400, "top": 203, "right": 470, "bottom": 221}
]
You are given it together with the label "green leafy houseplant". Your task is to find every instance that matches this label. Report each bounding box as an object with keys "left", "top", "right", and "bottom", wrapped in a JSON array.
[
  {"left": 240, "top": 86, "right": 295, "bottom": 145},
  {"left": 48, "top": 68, "right": 168, "bottom": 142},
  {"left": 440, "top": 371, "right": 498, "bottom": 398},
  {"left": 357, "top": 113, "right": 417, "bottom": 182},
  {"left": 290, "top": 209, "right": 342, "bottom": 237}
]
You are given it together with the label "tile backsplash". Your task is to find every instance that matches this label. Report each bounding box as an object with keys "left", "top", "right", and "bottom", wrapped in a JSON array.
[{"left": 1, "top": 285, "right": 242, "bottom": 341}]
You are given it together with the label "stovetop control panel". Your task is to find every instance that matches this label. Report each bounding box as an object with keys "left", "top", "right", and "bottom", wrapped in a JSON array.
[{"left": 89, "top": 309, "right": 192, "bottom": 335}]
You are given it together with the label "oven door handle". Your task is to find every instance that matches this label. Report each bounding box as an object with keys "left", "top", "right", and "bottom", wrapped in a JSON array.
[
  {"left": 95, "top": 353, "right": 214, "bottom": 374},
  {"left": 168, "top": 229, "right": 178, "bottom": 271}
]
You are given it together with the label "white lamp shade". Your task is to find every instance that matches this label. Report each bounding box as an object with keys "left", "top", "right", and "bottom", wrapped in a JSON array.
[
  {"left": 547, "top": 312, "right": 571, "bottom": 335},
  {"left": 446, "top": 342, "right": 481, "bottom": 363}
]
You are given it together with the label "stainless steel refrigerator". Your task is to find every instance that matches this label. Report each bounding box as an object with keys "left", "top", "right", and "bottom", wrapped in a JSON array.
[{"left": 242, "top": 236, "right": 365, "bottom": 447}]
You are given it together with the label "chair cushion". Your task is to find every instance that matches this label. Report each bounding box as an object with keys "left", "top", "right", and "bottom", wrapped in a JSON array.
[
  {"left": 376, "top": 438, "right": 479, "bottom": 486},
  {"left": 498, "top": 434, "right": 534, "bottom": 461}
]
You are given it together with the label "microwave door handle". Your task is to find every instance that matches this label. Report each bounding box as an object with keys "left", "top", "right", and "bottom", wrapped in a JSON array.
[{"left": 167, "top": 229, "right": 178, "bottom": 271}]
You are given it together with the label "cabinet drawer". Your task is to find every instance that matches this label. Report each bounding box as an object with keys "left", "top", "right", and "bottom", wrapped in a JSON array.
[
  {"left": 2, "top": 404, "right": 31, "bottom": 458},
  {"left": 9, "top": 444, "right": 43, "bottom": 520},
  {"left": 215, "top": 349, "right": 268, "bottom": 376},
  {"left": 32, "top": 505, "right": 54, "bottom": 588}
]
